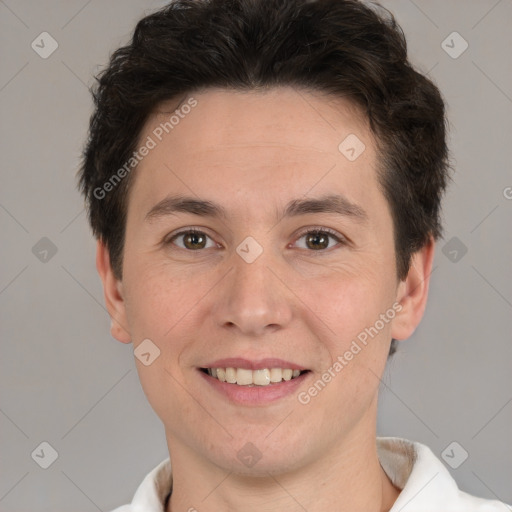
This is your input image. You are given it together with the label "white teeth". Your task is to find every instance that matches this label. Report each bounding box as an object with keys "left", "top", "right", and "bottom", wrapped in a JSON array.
[
  {"left": 253, "top": 369, "right": 271, "bottom": 386},
  {"left": 225, "top": 367, "right": 237, "bottom": 384},
  {"left": 236, "top": 368, "right": 253, "bottom": 386},
  {"left": 269, "top": 368, "right": 282, "bottom": 382},
  {"left": 205, "top": 367, "right": 304, "bottom": 386}
]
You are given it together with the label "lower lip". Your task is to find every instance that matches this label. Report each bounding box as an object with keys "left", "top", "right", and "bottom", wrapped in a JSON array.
[{"left": 198, "top": 369, "right": 311, "bottom": 405}]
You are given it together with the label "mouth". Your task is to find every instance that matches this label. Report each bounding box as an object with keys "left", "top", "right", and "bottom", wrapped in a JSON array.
[
  {"left": 199, "top": 367, "right": 310, "bottom": 386},
  {"left": 197, "top": 360, "right": 312, "bottom": 405}
]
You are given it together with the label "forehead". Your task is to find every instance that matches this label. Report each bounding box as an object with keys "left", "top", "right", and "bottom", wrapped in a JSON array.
[
  {"left": 129, "top": 86, "right": 382, "bottom": 222},
  {"left": 147, "top": 86, "right": 371, "bottom": 154}
]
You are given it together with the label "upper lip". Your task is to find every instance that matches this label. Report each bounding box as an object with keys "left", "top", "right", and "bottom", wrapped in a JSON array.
[{"left": 200, "top": 358, "right": 307, "bottom": 371}]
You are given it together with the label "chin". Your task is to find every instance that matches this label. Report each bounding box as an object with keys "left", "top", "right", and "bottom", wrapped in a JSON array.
[{"left": 203, "top": 434, "right": 311, "bottom": 477}]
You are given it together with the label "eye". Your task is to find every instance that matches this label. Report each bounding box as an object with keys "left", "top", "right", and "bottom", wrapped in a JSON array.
[
  {"left": 165, "top": 227, "right": 347, "bottom": 252},
  {"left": 293, "top": 227, "right": 346, "bottom": 251},
  {"left": 166, "top": 228, "right": 217, "bottom": 251}
]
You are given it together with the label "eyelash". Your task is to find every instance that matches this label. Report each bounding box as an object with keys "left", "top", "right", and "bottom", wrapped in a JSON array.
[{"left": 165, "top": 226, "right": 347, "bottom": 253}]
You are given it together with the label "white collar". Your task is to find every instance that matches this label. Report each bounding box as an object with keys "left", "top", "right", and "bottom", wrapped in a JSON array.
[{"left": 123, "top": 437, "right": 508, "bottom": 511}]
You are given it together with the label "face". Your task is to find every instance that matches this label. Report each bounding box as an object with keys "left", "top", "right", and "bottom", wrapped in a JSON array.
[{"left": 99, "top": 86, "right": 432, "bottom": 476}]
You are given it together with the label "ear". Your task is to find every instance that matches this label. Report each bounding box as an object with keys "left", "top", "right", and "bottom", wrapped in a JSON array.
[
  {"left": 96, "top": 240, "right": 131, "bottom": 344},
  {"left": 391, "top": 236, "right": 435, "bottom": 341}
]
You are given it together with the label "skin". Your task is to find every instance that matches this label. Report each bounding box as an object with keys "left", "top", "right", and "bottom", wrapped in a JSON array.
[{"left": 97, "top": 86, "right": 435, "bottom": 512}]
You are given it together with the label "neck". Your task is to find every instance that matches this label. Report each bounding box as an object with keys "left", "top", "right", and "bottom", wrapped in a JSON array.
[{"left": 165, "top": 427, "right": 400, "bottom": 512}]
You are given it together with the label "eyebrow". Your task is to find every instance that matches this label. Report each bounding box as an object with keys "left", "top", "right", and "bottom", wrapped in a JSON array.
[{"left": 145, "top": 193, "right": 368, "bottom": 224}]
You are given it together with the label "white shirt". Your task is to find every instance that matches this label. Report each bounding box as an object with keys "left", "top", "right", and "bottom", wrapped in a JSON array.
[{"left": 111, "top": 437, "right": 509, "bottom": 511}]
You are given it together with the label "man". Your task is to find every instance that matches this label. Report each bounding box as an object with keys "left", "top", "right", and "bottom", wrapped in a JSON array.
[{"left": 79, "top": 0, "right": 509, "bottom": 510}]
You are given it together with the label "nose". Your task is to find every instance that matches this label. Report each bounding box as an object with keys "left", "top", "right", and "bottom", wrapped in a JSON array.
[{"left": 213, "top": 248, "right": 293, "bottom": 337}]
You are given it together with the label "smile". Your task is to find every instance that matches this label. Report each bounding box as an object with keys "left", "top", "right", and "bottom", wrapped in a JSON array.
[{"left": 201, "top": 367, "right": 308, "bottom": 386}]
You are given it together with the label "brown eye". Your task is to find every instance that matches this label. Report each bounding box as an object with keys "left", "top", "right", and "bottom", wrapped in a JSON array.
[
  {"left": 295, "top": 228, "right": 345, "bottom": 251},
  {"left": 305, "top": 231, "right": 329, "bottom": 250},
  {"left": 168, "top": 229, "right": 215, "bottom": 250}
]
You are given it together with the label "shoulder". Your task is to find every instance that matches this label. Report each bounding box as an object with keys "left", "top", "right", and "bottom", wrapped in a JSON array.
[
  {"left": 377, "top": 437, "right": 510, "bottom": 511},
  {"left": 107, "top": 457, "right": 172, "bottom": 512}
]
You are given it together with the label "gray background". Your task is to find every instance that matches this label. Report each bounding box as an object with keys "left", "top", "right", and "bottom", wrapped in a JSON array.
[{"left": 0, "top": 0, "right": 511, "bottom": 510}]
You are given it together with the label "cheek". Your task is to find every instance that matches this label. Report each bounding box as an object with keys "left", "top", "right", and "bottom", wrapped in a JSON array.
[
  {"left": 304, "top": 272, "right": 394, "bottom": 417},
  {"left": 123, "top": 256, "right": 189, "bottom": 336},
  {"left": 123, "top": 263, "right": 196, "bottom": 419},
  {"left": 304, "top": 269, "right": 398, "bottom": 398},
  {"left": 307, "top": 263, "right": 394, "bottom": 333}
]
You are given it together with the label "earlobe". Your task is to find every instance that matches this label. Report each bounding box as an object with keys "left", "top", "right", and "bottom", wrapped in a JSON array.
[
  {"left": 96, "top": 240, "right": 131, "bottom": 344},
  {"left": 391, "top": 237, "right": 436, "bottom": 341}
]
